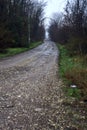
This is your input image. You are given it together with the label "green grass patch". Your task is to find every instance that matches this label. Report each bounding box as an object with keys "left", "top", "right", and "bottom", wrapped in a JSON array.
[
  {"left": 29, "top": 41, "right": 42, "bottom": 49},
  {"left": 58, "top": 44, "right": 87, "bottom": 99},
  {"left": 0, "top": 41, "right": 42, "bottom": 59},
  {"left": 0, "top": 48, "right": 28, "bottom": 58},
  {"left": 65, "top": 87, "right": 81, "bottom": 99}
]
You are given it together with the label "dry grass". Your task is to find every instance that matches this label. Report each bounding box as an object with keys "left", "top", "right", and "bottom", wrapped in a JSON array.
[
  {"left": 58, "top": 44, "right": 87, "bottom": 99},
  {"left": 65, "top": 68, "right": 87, "bottom": 98}
]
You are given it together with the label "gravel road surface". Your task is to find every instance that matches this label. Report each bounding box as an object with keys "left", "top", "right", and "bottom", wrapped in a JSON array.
[{"left": 0, "top": 41, "right": 87, "bottom": 130}]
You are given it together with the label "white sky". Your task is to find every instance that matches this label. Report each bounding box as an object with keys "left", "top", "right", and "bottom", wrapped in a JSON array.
[
  {"left": 38, "top": 0, "right": 67, "bottom": 26},
  {"left": 44, "top": 0, "right": 67, "bottom": 17}
]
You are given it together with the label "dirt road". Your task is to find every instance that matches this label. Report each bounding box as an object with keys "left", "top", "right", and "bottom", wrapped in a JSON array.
[{"left": 0, "top": 41, "right": 87, "bottom": 130}]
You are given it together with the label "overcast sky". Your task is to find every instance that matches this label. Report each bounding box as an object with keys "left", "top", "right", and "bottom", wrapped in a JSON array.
[
  {"left": 38, "top": 0, "right": 67, "bottom": 26},
  {"left": 44, "top": 0, "right": 66, "bottom": 17}
]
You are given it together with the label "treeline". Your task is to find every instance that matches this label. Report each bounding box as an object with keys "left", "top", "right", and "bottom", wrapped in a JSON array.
[
  {"left": 49, "top": 0, "right": 87, "bottom": 54},
  {"left": 0, "top": 0, "right": 45, "bottom": 52}
]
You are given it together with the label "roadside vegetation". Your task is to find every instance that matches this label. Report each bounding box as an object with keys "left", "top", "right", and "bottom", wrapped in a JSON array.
[
  {"left": 0, "top": 41, "right": 42, "bottom": 59},
  {"left": 58, "top": 44, "right": 87, "bottom": 100},
  {"left": 48, "top": 0, "right": 87, "bottom": 101}
]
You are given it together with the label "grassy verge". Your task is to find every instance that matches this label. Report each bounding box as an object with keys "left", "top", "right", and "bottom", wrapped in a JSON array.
[
  {"left": 0, "top": 41, "right": 42, "bottom": 59},
  {"left": 58, "top": 44, "right": 87, "bottom": 100},
  {"left": 29, "top": 41, "right": 42, "bottom": 49}
]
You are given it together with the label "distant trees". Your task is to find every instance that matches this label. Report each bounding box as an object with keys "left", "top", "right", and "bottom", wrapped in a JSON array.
[
  {"left": 48, "top": 13, "right": 68, "bottom": 43},
  {"left": 0, "top": 0, "right": 45, "bottom": 52},
  {"left": 48, "top": 0, "right": 87, "bottom": 54},
  {"left": 29, "top": 1, "right": 45, "bottom": 42}
]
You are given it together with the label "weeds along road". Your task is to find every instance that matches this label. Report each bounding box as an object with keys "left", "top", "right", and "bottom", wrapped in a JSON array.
[{"left": 0, "top": 41, "right": 87, "bottom": 130}]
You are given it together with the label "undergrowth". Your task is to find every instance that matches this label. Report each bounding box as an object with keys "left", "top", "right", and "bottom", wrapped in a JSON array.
[
  {"left": 58, "top": 44, "right": 87, "bottom": 100},
  {"left": 0, "top": 41, "right": 42, "bottom": 59}
]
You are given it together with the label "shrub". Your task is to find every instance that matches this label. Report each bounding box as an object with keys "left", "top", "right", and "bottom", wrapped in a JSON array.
[
  {"left": 0, "top": 25, "right": 14, "bottom": 52},
  {"left": 67, "top": 37, "right": 87, "bottom": 55}
]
